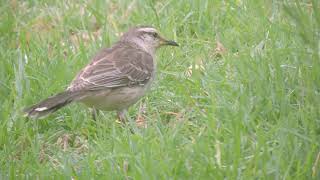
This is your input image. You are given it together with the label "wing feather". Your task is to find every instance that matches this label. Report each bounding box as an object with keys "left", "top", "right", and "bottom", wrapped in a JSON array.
[{"left": 67, "top": 44, "right": 154, "bottom": 91}]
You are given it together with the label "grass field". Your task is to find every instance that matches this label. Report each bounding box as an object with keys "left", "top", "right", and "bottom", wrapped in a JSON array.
[{"left": 1, "top": 0, "right": 320, "bottom": 179}]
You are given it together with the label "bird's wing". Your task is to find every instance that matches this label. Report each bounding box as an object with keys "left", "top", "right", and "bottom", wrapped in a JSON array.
[{"left": 67, "top": 44, "right": 154, "bottom": 92}]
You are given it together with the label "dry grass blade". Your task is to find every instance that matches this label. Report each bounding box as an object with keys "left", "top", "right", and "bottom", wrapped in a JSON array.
[
  {"left": 56, "top": 133, "right": 71, "bottom": 151},
  {"left": 185, "top": 58, "right": 205, "bottom": 77},
  {"left": 213, "top": 40, "right": 227, "bottom": 58},
  {"left": 312, "top": 150, "right": 320, "bottom": 178},
  {"left": 136, "top": 102, "right": 147, "bottom": 128}
]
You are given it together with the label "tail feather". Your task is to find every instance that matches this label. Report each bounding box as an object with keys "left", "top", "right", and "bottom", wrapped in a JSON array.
[{"left": 24, "top": 91, "right": 81, "bottom": 119}]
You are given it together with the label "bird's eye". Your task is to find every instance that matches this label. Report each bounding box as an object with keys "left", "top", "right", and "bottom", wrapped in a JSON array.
[{"left": 151, "top": 32, "right": 158, "bottom": 38}]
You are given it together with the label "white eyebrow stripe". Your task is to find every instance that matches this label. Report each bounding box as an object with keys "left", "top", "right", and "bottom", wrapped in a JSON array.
[{"left": 138, "top": 28, "right": 157, "bottom": 33}]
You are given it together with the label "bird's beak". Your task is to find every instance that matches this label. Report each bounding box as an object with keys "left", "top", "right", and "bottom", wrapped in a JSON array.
[
  {"left": 163, "top": 40, "right": 179, "bottom": 46},
  {"left": 160, "top": 37, "right": 179, "bottom": 46}
]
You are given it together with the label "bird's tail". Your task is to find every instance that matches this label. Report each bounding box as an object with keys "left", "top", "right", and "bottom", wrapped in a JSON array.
[{"left": 23, "top": 91, "right": 83, "bottom": 119}]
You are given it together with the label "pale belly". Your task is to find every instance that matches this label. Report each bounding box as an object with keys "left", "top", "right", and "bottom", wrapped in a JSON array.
[{"left": 79, "top": 86, "right": 149, "bottom": 111}]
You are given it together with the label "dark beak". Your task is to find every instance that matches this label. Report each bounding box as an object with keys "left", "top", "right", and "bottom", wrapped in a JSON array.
[{"left": 164, "top": 40, "right": 179, "bottom": 46}]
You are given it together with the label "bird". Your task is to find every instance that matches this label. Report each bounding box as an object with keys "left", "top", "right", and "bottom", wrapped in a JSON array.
[{"left": 23, "top": 26, "right": 179, "bottom": 122}]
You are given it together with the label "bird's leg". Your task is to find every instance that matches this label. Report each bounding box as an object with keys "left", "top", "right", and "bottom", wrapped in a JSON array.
[
  {"left": 117, "top": 109, "right": 136, "bottom": 133},
  {"left": 117, "top": 109, "right": 128, "bottom": 124},
  {"left": 91, "top": 108, "right": 99, "bottom": 121}
]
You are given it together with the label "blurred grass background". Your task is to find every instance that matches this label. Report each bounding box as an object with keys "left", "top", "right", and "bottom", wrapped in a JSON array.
[{"left": 0, "top": 0, "right": 319, "bottom": 179}]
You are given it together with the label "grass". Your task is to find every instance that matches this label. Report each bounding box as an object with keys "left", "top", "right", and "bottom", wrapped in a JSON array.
[{"left": 0, "top": 0, "right": 319, "bottom": 179}]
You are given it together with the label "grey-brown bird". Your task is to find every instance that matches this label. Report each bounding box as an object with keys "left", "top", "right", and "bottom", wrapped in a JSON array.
[{"left": 24, "top": 26, "right": 178, "bottom": 122}]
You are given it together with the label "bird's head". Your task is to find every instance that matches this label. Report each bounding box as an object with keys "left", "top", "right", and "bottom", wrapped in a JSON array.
[{"left": 120, "top": 26, "right": 179, "bottom": 54}]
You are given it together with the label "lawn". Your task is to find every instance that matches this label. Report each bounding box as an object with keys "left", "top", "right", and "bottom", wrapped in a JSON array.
[{"left": 0, "top": 0, "right": 319, "bottom": 179}]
